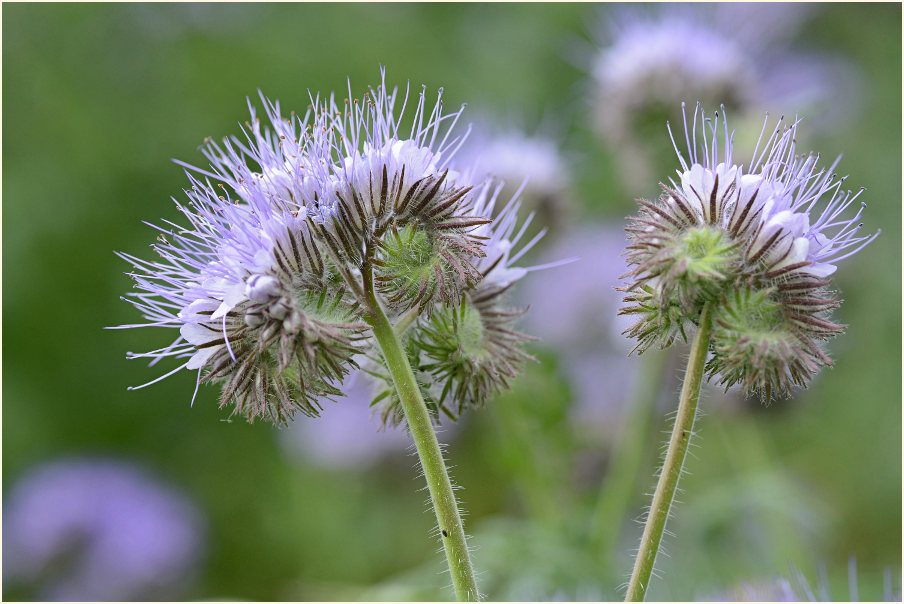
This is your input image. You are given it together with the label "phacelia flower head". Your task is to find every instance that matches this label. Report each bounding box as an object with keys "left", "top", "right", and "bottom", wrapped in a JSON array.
[
  {"left": 456, "top": 121, "right": 574, "bottom": 232},
  {"left": 621, "top": 104, "right": 878, "bottom": 400},
  {"left": 585, "top": 4, "right": 859, "bottom": 188},
  {"left": 115, "top": 70, "right": 554, "bottom": 426}
]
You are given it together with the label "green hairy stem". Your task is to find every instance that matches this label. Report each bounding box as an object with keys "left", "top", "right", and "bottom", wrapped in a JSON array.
[
  {"left": 625, "top": 302, "right": 713, "bottom": 602},
  {"left": 364, "top": 286, "right": 479, "bottom": 602}
]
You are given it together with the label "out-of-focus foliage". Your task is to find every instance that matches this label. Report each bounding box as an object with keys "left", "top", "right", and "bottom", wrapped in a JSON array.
[{"left": 3, "top": 3, "right": 899, "bottom": 601}]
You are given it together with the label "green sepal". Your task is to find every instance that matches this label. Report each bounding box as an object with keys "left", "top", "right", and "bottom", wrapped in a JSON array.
[{"left": 653, "top": 224, "right": 739, "bottom": 311}]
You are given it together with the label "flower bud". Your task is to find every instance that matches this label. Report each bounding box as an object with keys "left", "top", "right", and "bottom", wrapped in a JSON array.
[
  {"left": 374, "top": 224, "right": 483, "bottom": 313},
  {"left": 415, "top": 294, "right": 535, "bottom": 416},
  {"left": 245, "top": 274, "right": 282, "bottom": 303},
  {"left": 707, "top": 285, "right": 835, "bottom": 401},
  {"left": 650, "top": 224, "right": 739, "bottom": 311},
  {"left": 620, "top": 281, "right": 692, "bottom": 354}
]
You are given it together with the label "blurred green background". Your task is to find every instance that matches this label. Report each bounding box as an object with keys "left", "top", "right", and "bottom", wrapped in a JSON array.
[{"left": 3, "top": 3, "right": 900, "bottom": 601}]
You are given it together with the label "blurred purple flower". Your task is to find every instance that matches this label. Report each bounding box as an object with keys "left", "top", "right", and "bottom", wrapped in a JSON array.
[
  {"left": 456, "top": 121, "right": 575, "bottom": 231},
  {"left": 3, "top": 457, "right": 205, "bottom": 601},
  {"left": 583, "top": 3, "right": 861, "bottom": 188},
  {"left": 280, "top": 365, "right": 473, "bottom": 469},
  {"left": 278, "top": 370, "right": 416, "bottom": 469},
  {"left": 518, "top": 225, "right": 637, "bottom": 426}
]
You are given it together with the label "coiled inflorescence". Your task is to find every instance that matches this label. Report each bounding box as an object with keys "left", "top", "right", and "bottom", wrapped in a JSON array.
[
  {"left": 621, "top": 104, "right": 878, "bottom": 401},
  {"left": 115, "top": 71, "right": 553, "bottom": 425}
]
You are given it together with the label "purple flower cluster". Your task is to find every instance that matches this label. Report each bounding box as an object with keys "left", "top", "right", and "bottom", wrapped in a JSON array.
[
  {"left": 622, "top": 105, "right": 877, "bottom": 399},
  {"left": 115, "top": 71, "right": 549, "bottom": 425},
  {"left": 585, "top": 4, "right": 860, "bottom": 187},
  {"left": 520, "top": 225, "right": 636, "bottom": 427},
  {"left": 456, "top": 121, "right": 574, "bottom": 231},
  {"left": 279, "top": 369, "right": 423, "bottom": 468}
]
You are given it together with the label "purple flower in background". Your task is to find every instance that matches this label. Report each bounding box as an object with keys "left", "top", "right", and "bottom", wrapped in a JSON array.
[
  {"left": 3, "top": 457, "right": 205, "bottom": 601},
  {"left": 456, "top": 121, "right": 574, "bottom": 231},
  {"left": 519, "top": 225, "right": 636, "bottom": 427},
  {"left": 584, "top": 3, "right": 860, "bottom": 188},
  {"left": 521, "top": 225, "right": 630, "bottom": 348},
  {"left": 279, "top": 370, "right": 421, "bottom": 469}
]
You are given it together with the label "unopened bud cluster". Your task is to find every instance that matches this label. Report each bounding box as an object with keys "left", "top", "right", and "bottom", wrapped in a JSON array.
[
  {"left": 117, "top": 71, "right": 551, "bottom": 425},
  {"left": 622, "top": 105, "right": 877, "bottom": 401}
]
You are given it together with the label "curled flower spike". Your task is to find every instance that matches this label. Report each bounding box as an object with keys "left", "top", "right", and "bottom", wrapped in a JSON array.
[
  {"left": 621, "top": 103, "right": 877, "bottom": 400},
  {"left": 369, "top": 177, "right": 567, "bottom": 427},
  {"left": 115, "top": 173, "right": 367, "bottom": 424},
  {"left": 113, "top": 70, "right": 565, "bottom": 603},
  {"left": 113, "top": 70, "right": 559, "bottom": 429},
  {"left": 415, "top": 296, "right": 535, "bottom": 417}
]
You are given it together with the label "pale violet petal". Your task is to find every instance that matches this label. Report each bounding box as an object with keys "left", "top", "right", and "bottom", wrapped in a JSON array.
[
  {"left": 210, "top": 300, "right": 231, "bottom": 321},
  {"left": 186, "top": 346, "right": 218, "bottom": 370},
  {"left": 180, "top": 322, "right": 219, "bottom": 346},
  {"left": 805, "top": 262, "right": 837, "bottom": 278},
  {"left": 178, "top": 298, "right": 217, "bottom": 321}
]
